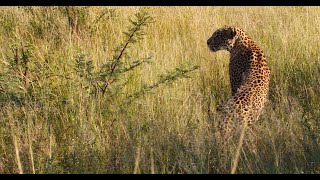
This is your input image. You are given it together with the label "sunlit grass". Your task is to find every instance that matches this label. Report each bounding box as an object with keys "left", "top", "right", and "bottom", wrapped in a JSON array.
[{"left": 0, "top": 6, "right": 319, "bottom": 174}]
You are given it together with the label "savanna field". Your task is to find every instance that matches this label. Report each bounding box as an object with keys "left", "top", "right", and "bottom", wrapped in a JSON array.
[{"left": 0, "top": 6, "right": 319, "bottom": 174}]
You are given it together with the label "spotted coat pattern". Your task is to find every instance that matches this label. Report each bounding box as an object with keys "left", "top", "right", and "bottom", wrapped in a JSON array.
[{"left": 207, "top": 26, "right": 271, "bottom": 137}]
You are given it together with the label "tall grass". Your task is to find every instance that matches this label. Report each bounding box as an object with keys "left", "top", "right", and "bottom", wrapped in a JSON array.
[{"left": 0, "top": 6, "right": 319, "bottom": 174}]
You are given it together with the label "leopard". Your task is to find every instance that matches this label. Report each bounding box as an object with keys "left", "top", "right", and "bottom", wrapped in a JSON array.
[{"left": 207, "top": 26, "right": 271, "bottom": 138}]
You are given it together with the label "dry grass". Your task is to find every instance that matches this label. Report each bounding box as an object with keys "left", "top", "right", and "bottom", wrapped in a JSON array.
[{"left": 0, "top": 6, "right": 319, "bottom": 174}]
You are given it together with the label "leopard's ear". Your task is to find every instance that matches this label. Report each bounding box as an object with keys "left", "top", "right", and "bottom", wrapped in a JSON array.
[{"left": 226, "top": 27, "right": 236, "bottom": 39}]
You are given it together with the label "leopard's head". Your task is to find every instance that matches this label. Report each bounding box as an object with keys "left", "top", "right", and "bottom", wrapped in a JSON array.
[{"left": 207, "top": 26, "right": 237, "bottom": 52}]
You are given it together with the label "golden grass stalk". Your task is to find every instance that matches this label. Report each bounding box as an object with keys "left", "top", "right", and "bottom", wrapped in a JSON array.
[
  {"left": 133, "top": 146, "right": 141, "bottom": 174},
  {"left": 8, "top": 110, "right": 23, "bottom": 174},
  {"left": 27, "top": 117, "right": 35, "bottom": 174},
  {"left": 150, "top": 148, "right": 155, "bottom": 174},
  {"left": 231, "top": 121, "right": 248, "bottom": 174},
  {"left": 12, "top": 134, "right": 23, "bottom": 174}
]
